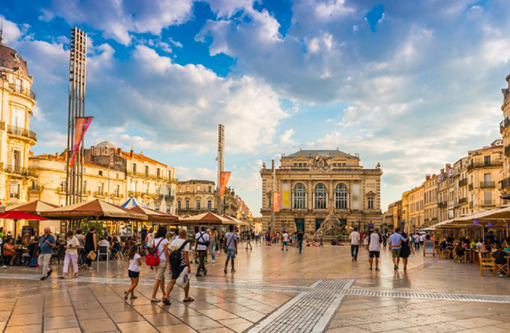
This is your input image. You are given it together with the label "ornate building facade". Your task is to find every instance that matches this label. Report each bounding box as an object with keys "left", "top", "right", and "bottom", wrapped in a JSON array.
[
  {"left": 260, "top": 149, "right": 383, "bottom": 233},
  {"left": 29, "top": 142, "right": 177, "bottom": 213},
  {"left": 0, "top": 37, "right": 37, "bottom": 209},
  {"left": 176, "top": 180, "right": 217, "bottom": 216}
]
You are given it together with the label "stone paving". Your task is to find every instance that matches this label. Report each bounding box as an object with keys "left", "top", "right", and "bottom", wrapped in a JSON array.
[{"left": 0, "top": 243, "right": 508, "bottom": 332}]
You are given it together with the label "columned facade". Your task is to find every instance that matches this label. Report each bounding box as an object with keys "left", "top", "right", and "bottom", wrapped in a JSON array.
[{"left": 260, "top": 150, "right": 383, "bottom": 234}]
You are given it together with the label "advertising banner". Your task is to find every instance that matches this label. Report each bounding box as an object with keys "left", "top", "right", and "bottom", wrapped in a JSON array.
[
  {"left": 220, "top": 171, "right": 231, "bottom": 197},
  {"left": 281, "top": 183, "right": 291, "bottom": 209},
  {"left": 69, "top": 117, "right": 93, "bottom": 168},
  {"left": 273, "top": 192, "right": 281, "bottom": 212}
]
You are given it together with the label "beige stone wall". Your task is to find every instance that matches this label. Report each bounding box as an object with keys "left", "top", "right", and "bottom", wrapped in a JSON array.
[{"left": 176, "top": 180, "right": 217, "bottom": 215}]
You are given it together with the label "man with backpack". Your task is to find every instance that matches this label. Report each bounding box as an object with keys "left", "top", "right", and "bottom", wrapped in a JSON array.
[
  {"left": 162, "top": 228, "right": 193, "bottom": 305},
  {"left": 195, "top": 226, "right": 209, "bottom": 277},
  {"left": 224, "top": 224, "right": 238, "bottom": 274}
]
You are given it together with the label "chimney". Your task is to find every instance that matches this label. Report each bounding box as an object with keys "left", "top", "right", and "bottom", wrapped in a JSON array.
[
  {"left": 130, "top": 149, "right": 133, "bottom": 158},
  {"left": 55, "top": 152, "right": 59, "bottom": 158},
  {"left": 116, "top": 148, "right": 121, "bottom": 154},
  {"left": 426, "top": 175, "right": 430, "bottom": 181}
]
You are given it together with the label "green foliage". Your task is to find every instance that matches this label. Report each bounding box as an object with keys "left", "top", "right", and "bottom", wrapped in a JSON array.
[{"left": 80, "top": 220, "right": 105, "bottom": 238}]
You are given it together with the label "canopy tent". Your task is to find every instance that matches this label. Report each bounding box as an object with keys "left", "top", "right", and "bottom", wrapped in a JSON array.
[
  {"left": 6, "top": 200, "right": 58, "bottom": 215},
  {"left": 179, "top": 212, "right": 233, "bottom": 225},
  {"left": 127, "top": 205, "right": 178, "bottom": 224},
  {"left": 0, "top": 211, "right": 48, "bottom": 237},
  {"left": 121, "top": 196, "right": 145, "bottom": 209},
  {"left": 223, "top": 215, "right": 250, "bottom": 227},
  {"left": 43, "top": 199, "right": 147, "bottom": 221}
]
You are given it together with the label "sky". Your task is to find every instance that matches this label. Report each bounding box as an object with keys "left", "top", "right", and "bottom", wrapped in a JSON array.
[{"left": 1, "top": 0, "right": 510, "bottom": 216}]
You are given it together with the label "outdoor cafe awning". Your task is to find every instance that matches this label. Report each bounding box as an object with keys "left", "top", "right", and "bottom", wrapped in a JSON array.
[
  {"left": 223, "top": 215, "right": 250, "bottom": 227},
  {"left": 179, "top": 212, "right": 233, "bottom": 225},
  {"left": 43, "top": 199, "right": 147, "bottom": 221},
  {"left": 127, "top": 205, "right": 178, "bottom": 224},
  {"left": 6, "top": 200, "right": 58, "bottom": 215}
]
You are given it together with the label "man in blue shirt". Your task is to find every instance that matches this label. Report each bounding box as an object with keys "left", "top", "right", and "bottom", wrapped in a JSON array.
[
  {"left": 39, "top": 227, "right": 56, "bottom": 280},
  {"left": 388, "top": 227, "right": 405, "bottom": 270}
]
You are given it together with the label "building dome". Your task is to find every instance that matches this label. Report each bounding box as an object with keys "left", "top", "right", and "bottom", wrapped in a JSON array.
[
  {"left": 95, "top": 141, "right": 116, "bottom": 149},
  {"left": 0, "top": 44, "right": 29, "bottom": 76}
]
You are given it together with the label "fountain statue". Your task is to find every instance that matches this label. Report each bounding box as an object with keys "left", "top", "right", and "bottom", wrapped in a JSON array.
[{"left": 314, "top": 197, "right": 348, "bottom": 243}]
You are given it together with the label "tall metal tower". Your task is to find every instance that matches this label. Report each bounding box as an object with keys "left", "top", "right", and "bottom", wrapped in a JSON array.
[
  {"left": 217, "top": 124, "right": 225, "bottom": 215},
  {"left": 66, "top": 28, "right": 87, "bottom": 205}
]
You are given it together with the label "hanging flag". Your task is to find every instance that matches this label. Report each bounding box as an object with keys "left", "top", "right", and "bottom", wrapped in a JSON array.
[
  {"left": 220, "top": 171, "right": 231, "bottom": 197},
  {"left": 273, "top": 192, "right": 281, "bottom": 212},
  {"left": 281, "top": 183, "right": 290, "bottom": 209},
  {"left": 69, "top": 117, "right": 93, "bottom": 168}
]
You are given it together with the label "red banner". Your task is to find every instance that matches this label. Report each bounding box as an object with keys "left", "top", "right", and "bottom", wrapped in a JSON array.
[
  {"left": 273, "top": 192, "right": 281, "bottom": 212},
  {"left": 69, "top": 117, "right": 93, "bottom": 168},
  {"left": 220, "top": 172, "right": 231, "bottom": 197}
]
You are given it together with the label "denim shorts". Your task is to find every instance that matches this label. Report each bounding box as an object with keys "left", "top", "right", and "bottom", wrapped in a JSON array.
[{"left": 227, "top": 249, "right": 236, "bottom": 259}]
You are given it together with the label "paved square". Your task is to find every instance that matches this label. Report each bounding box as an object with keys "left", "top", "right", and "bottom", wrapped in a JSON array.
[{"left": 0, "top": 243, "right": 509, "bottom": 332}]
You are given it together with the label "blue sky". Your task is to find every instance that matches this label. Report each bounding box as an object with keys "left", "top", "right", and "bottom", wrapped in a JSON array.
[{"left": 1, "top": 0, "right": 510, "bottom": 216}]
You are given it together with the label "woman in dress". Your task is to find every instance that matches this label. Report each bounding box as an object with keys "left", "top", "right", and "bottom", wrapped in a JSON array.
[
  {"left": 84, "top": 227, "right": 97, "bottom": 270},
  {"left": 399, "top": 232, "right": 414, "bottom": 271}
]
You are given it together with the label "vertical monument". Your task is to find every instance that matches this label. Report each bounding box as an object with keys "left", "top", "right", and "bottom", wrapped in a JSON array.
[
  {"left": 66, "top": 28, "right": 87, "bottom": 205},
  {"left": 217, "top": 124, "right": 225, "bottom": 214}
]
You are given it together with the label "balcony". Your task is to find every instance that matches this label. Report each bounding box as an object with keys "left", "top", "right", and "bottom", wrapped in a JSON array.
[
  {"left": 437, "top": 201, "right": 448, "bottom": 209},
  {"left": 8, "top": 83, "right": 36, "bottom": 100},
  {"left": 481, "top": 200, "right": 495, "bottom": 208},
  {"left": 7, "top": 125, "right": 37, "bottom": 142},
  {"left": 501, "top": 117, "right": 510, "bottom": 131},
  {"left": 500, "top": 177, "right": 510, "bottom": 190},
  {"left": 468, "top": 183, "right": 473, "bottom": 191},
  {"left": 459, "top": 197, "right": 468, "bottom": 205},
  {"left": 480, "top": 181, "right": 495, "bottom": 189},
  {"left": 28, "top": 185, "right": 41, "bottom": 192},
  {"left": 467, "top": 161, "right": 503, "bottom": 171},
  {"left": 4, "top": 165, "right": 37, "bottom": 178},
  {"left": 459, "top": 178, "right": 468, "bottom": 187}
]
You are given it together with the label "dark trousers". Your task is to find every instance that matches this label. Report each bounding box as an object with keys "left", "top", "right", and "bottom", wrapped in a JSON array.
[
  {"left": 298, "top": 240, "right": 303, "bottom": 253},
  {"left": 197, "top": 250, "right": 207, "bottom": 273},
  {"left": 415, "top": 242, "right": 420, "bottom": 250},
  {"left": 351, "top": 245, "right": 359, "bottom": 260}
]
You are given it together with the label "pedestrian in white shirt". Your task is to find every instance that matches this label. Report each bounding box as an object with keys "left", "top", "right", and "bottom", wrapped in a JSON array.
[
  {"left": 349, "top": 228, "right": 361, "bottom": 261},
  {"left": 60, "top": 231, "right": 80, "bottom": 279}
]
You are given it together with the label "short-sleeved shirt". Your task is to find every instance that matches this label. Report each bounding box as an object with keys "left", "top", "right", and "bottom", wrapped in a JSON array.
[
  {"left": 66, "top": 236, "right": 80, "bottom": 256},
  {"left": 152, "top": 237, "right": 169, "bottom": 261},
  {"left": 349, "top": 231, "right": 360, "bottom": 245},
  {"left": 39, "top": 234, "right": 56, "bottom": 254},
  {"left": 283, "top": 233, "right": 289, "bottom": 242},
  {"left": 195, "top": 232, "right": 209, "bottom": 251},
  {"left": 225, "top": 232, "right": 236, "bottom": 250},
  {"left": 170, "top": 238, "right": 191, "bottom": 266},
  {"left": 389, "top": 233, "right": 405, "bottom": 250},
  {"left": 129, "top": 253, "right": 141, "bottom": 272},
  {"left": 369, "top": 233, "right": 381, "bottom": 252},
  {"left": 297, "top": 232, "right": 304, "bottom": 241}
]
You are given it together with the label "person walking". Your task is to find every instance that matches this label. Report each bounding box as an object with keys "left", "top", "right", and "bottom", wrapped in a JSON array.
[
  {"left": 125, "top": 245, "right": 141, "bottom": 300},
  {"left": 297, "top": 229, "right": 304, "bottom": 254},
  {"left": 400, "top": 232, "right": 414, "bottom": 271},
  {"left": 281, "top": 230, "right": 289, "bottom": 251},
  {"left": 368, "top": 229, "right": 382, "bottom": 271},
  {"left": 349, "top": 227, "right": 360, "bottom": 261},
  {"left": 245, "top": 230, "right": 253, "bottom": 250},
  {"left": 150, "top": 227, "right": 169, "bottom": 303},
  {"left": 84, "top": 227, "right": 97, "bottom": 270},
  {"left": 210, "top": 228, "right": 218, "bottom": 263},
  {"left": 195, "top": 226, "right": 209, "bottom": 277},
  {"left": 39, "top": 227, "right": 56, "bottom": 280},
  {"left": 60, "top": 231, "right": 80, "bottom": 279},
  {"left": 163, "top": 228, "right": 194, "bottom": 305},
  {"left": 75, "top": 229, "right": 85, "bottom": 267},
  {"left": 413, "top": 233, "right": 420, "bottom": 250},
  {"left": 224, "top": 224, "right": 238, "bottom": 273},
  {"left": 388, "top": 227, "right": 406, "bottom": 270}
]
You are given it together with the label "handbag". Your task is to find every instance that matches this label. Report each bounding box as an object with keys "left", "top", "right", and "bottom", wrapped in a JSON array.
[{"left": 87, "top": 251, "right": 97, "bottom": 261}]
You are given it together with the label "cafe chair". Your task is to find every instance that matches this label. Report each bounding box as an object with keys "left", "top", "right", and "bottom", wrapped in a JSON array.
[
  {"left": 479, "top": 252, "right": 496, "bottom": 276},
  {"left": 97, "top": 246, "right": 109, "bottom": 262},
  {"left": 51, "top": 246, "right": 66, "bottom": 265}
]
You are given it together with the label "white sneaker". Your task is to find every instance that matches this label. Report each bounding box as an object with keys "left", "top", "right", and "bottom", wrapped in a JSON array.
[{"left": 212, "top": 260, "right": 215, "bottom": 263}]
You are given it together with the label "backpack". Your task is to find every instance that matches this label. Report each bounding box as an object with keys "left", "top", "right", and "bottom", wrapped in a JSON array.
[
  {"left": 145, "top": 239, "right": 164, "bottom": 267},
  {"left": 197, "top": 232, "right": 210, "bottom": 247},
  {"left": 169, "top": 240, "right": 189, "bottom": 269}
]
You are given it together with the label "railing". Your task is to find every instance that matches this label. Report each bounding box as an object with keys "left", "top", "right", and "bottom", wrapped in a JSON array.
[
  {"left": 28, "top": 185, "right": 41, "bottom": 192},
  {"left": 459, "top": 197, "right": 468, "bottom": 205},
  {"left": 7, "top": 125, "right": 37, "bottom": 141},
  {"left": 480, "top": 181, "right": 495, "bottom": 188},
  {"left": 502, "top": 116, "right": 510, "bottom": 131},
  {"left": 467, "top": 161, "right": 503, "bottom": 171},
  {"left": 127, "top": 171, "right": 175, "bottom": 182},
  {"left": 4, "top": 165, "right": 37, "bottom": 177},
  {"left": 482, "top": 200, "right": 495, "bottom": 207},
  {"left": 459, "top": 178, "right": 468, "bottom": 187},
  {"left": 500, "top": 177, "right": 510, "bottom": 190},
  {"left": 437, "top": 201, "right": 448, "bottom": 209},
  {"left": 8, "top": 83, "right": 36, "bottom": 100}
]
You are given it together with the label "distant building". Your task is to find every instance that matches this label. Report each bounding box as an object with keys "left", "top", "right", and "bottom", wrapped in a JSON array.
[
  {"left": 260, "top": 149, "right": 383, "bottom": 233},
  {"left": 176, "top": 180, "right": 217, "bottom": 215}
]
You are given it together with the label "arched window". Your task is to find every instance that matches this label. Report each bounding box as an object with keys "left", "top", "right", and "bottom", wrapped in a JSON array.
[
  {"left": 293, "top": 183, "right": 306, "bottom": 209},
  {"left": 314, "top": 183, "right": 327, "bottom": 209},
  {"left": 335, "top": 183, "right": 348, "bottom": 209}
]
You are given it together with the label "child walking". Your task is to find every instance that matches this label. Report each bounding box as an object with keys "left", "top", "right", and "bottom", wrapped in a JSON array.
[{"left": 125, "top": 245, "right": 141, "bottom": 300}]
